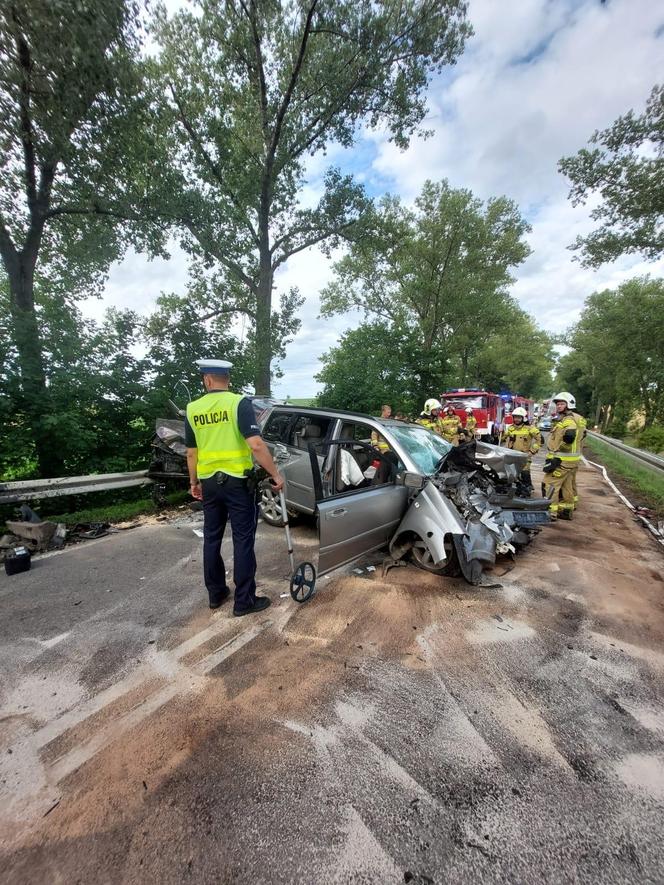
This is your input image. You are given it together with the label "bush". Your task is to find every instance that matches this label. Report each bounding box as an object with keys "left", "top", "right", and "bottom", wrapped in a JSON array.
[
  {"left": 606, "top": 423, "right": 628, "bottom": 439},
  {"left": 638, "top": 425, "right": 664, "bottom": 454}
]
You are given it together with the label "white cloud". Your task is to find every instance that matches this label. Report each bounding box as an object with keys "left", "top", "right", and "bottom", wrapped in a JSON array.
[
  {"left": 79, "top": 240, "right": 190, "bottom": 323},
  {"left": 87, "top": 0, "right": 663, "bottom": 397}
]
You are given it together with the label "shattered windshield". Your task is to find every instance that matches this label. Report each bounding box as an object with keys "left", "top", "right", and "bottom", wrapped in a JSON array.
[{"left": 387, "top": 424, "right": 453, "bottom": 475}]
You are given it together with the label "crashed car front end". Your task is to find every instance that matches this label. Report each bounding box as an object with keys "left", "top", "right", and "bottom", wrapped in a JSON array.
[{"left": 387, "top": 435, "right": 549, "bottom": 585}]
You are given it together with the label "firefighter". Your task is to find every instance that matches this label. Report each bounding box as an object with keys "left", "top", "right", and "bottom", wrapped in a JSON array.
[
  {"left": 439, "top": 405, "right": 464, "bottom": 445},
  {"left": 371, "top": 404, "right": 392, "bottom": 453},
  {"left": 568, "top": 394, "right": 587, "bottom": 508},
  {"left": 416, "top": 398, "right": 443, "bottom": 432},
  {"left": 465, "top": 407, "right": 478, "bottom": 439},
  {"left": 543, "top": 392, "right": 580, "bottom": 520},
  {"left": 501, "top": 406, "right": 541, "bottom": 493}
]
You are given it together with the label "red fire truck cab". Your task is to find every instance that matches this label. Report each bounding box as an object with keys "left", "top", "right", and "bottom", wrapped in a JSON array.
[{"left": 439, "top": 389, "right": 536, "bottom": 443}]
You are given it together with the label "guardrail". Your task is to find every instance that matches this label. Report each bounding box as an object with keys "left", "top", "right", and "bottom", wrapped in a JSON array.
[
  {"left": 586, "top": 431, "right": 664, "bottom": 474},
  {"left": 0, "top": 470, "right": 154, "bottom": 504}
]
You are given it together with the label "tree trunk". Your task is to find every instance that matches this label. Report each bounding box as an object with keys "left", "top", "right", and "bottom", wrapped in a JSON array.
[
  {"left": 253, "top": 183, "right": 273, "bottom": 395},
  {"left": 7, "top": 257, "right": 64, "bottom": 478},
  {"left": 254, "top": 240, "right": 273, "bottom": 396},
  {"left": 460, "top": 348, "right": 469, "bottom": 385}
]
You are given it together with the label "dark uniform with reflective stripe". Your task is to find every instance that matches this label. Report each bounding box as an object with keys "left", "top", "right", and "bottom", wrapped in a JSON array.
[{"left": 185, "top": 393, "right": 262, "bottom": 610}]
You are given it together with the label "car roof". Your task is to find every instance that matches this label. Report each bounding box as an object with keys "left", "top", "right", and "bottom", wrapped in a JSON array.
[{"left": 269, "top": 404, "right": 376, "bottom": 421}]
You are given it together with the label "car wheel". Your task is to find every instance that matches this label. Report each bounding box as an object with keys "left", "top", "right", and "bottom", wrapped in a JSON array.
[
  {"left": 259, "top": 486, "right": 287, "bottom": 526},
  {"left": 410, "top": 535, "right": 461, "bottom": 577}
]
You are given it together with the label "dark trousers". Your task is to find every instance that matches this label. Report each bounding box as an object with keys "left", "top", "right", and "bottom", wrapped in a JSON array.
[{"left": 201, "top": 474, "right": 259, "bottom": 610}]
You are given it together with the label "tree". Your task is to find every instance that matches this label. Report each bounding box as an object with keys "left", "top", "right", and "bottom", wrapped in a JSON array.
[
  {"left": 469, "top": 313, "right": 555, "bottom": 399},
  {"left": 562, "top": 277, "right": 664, "bottom": 430},
  {"left": 559, "top": 84, "right": 664, "bottom": 267},
  {"left": 0, "top": 276, "right": 151, "bottom": 478},
  {"left": 149, "top": 0, "right": 471, "bottom": 395},
  {"left": 320, "top": 179, "right": 531, "bottom": 402},
  {"left": 0, "top": 0, "right": 149, "bottom": 475},
  {"left": 315, "top": 321, "right": 425, "bottom": 416}
]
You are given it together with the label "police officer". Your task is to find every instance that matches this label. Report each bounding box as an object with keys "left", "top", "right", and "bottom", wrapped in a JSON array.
[{"left": 185, "top": 359, "right": 284, "bottom": 614}]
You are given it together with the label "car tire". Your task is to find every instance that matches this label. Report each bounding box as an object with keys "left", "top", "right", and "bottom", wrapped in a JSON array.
[
  {"left": 259, "top": 486, "right": 287, "bottom": 527},
  {"left": 410, "top": 535, "right": 461, "bottom": 577}
]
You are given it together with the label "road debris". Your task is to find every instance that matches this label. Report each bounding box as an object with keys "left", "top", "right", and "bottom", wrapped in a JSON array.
[{"left": 43, "top": 799, "right": 61, "bottom": 817}]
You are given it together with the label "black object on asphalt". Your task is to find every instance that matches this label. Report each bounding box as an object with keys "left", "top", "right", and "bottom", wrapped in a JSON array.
[{"left": 5, "top": 546, "right": 32, "bottom": 576}]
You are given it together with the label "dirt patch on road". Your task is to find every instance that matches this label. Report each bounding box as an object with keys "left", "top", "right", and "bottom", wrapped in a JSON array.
[{"left": 2, "top": 461, "right": 664, "bottom": 883}]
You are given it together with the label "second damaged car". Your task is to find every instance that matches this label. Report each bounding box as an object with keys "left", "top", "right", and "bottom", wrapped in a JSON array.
[{"left": 260, "top": 406, "right": 550, "bottom": 585}]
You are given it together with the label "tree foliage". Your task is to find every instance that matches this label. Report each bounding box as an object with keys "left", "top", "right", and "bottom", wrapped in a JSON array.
[
  {"left": 316, "top": 313, "right": 553, "bottom": 417},
  {"left": 0, "top": 0, "right": 153, "bottom": 475},
  {"left": 320, "top": 179, "right": 533, "bottom": 403},
  {"left": 316, "top": 321, "right": 434, "bottom": 416},
  {"left": 147, "top": 0, "right": 471, "bottom": 395},
  {"left": 469, "top": 313, "right": 554, "bottom": 398},
  {"left": 559, "top": 84, "right": 664, "bottom": 267},
  {"left": 558, "top": 277, "right": 664, "bottom": 430},
  {"left": 0, "top": 280, "right": 150, "bottom": 478}
]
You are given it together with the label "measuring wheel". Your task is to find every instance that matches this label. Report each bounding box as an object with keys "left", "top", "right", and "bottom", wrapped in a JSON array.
[{"left": 290, "top": 561, "right": 317, "bottom": 603}]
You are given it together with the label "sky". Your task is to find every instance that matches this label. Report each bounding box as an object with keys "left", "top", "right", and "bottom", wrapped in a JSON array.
[{"left": 83, "top": 0, "right": 664, "bottom": 398}]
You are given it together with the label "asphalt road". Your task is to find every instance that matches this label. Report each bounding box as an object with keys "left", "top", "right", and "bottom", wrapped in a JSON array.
[{"left": 1, "top": 460, "right": 664, "bottom": 884}]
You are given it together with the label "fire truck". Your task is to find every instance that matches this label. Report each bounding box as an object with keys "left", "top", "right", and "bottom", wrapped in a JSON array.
[{"left": 439, "top": 389, "right": 536, "bottom": 443}]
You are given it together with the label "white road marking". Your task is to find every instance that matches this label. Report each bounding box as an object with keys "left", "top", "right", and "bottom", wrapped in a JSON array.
[
  {"left": 48, "top": 620, "right": 272, "bottom": 783},
  {"left": 32, "top": 616, "right": 243, "bottom": 750}
]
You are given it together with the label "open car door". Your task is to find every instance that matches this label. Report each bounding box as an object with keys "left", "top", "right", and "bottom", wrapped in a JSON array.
[{"left": 309, "top": 438, "right": 409, "bottom": 576}]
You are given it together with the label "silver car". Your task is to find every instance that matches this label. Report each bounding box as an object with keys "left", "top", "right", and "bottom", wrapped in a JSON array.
[{"left": 259, "top": 406, "right": 549, "bottom": 584}]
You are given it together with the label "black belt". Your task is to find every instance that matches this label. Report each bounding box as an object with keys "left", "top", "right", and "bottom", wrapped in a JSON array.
[{"left": 205, "top": 471, "right": 247, "bottom": 485}]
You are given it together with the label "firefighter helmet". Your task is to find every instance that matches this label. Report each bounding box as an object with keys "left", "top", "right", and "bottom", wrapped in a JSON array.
[
  {"left": 465, "top": 407, "right": 473, "bottom": 413},
  {"left": 423, "top": 398, "right": 442, "bottom": 416},
  {"left": 512, "top": 407, "right": 527, "bottom": 418},
  {"left": 552, "top": 391, "right": 575, "bottom": 408}
]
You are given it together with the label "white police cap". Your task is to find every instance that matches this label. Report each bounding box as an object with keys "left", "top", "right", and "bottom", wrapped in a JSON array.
[{"left": 196, "top": 359, "right": 233, "bottom": 374}]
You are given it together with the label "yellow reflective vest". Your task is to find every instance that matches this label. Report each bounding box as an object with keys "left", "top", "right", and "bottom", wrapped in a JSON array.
[
  {"left": 371, "top": 429, "right": 390, "bottom": 452},
  {"left": 416, "top": 415, "right": 438, "bottom": 432},
  {"left": 571, "top": 411, "right": 587, "bottom": 453},
  {"left": 186, "top": 391, "right": 253, "bottom": 479},
  {"left": 465, "top": 415, "right": 477, "bottom": 436},
  {"left": 503, "top": 423, "right": 541, "bottom": 455},
  {"left": 546, "top": 413, "right": 580, "bottom": 464},
  {"left": 439, "top": 415, "right": 462, "bottom": 444}
]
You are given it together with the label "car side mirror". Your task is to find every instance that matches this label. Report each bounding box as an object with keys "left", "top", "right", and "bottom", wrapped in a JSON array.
[{"left": 398, "top": 471, "right": 426, "bottom": 490}]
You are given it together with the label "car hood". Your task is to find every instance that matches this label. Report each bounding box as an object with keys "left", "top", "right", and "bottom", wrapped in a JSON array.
[{"left": 473, "top": 440, "right": 528, "bottom": 481}]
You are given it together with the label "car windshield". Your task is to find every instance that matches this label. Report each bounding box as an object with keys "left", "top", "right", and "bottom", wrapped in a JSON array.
[{"left": 387, "top": 424, "right": 453, "bottom": 475}]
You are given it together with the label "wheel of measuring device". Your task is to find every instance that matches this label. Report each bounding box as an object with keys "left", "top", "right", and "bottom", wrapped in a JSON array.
[{"left": 290, "top": 561, "right": 317, "bottom": 603}]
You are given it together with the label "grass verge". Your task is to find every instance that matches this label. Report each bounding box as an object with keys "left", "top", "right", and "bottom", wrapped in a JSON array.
[
  {"left": 45, "top": 489, "right": 191, "bottom": 525},
  {"left": 585, "top": 437, "right": 664, "bottom": 517},
  {"left": 1, "top": 488, "right": 191, "bottom": 532}
]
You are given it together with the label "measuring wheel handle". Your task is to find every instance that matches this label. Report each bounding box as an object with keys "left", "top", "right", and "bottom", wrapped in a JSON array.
[{"left": 290, "top": 561, "right": 317, "bottom": 603}]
